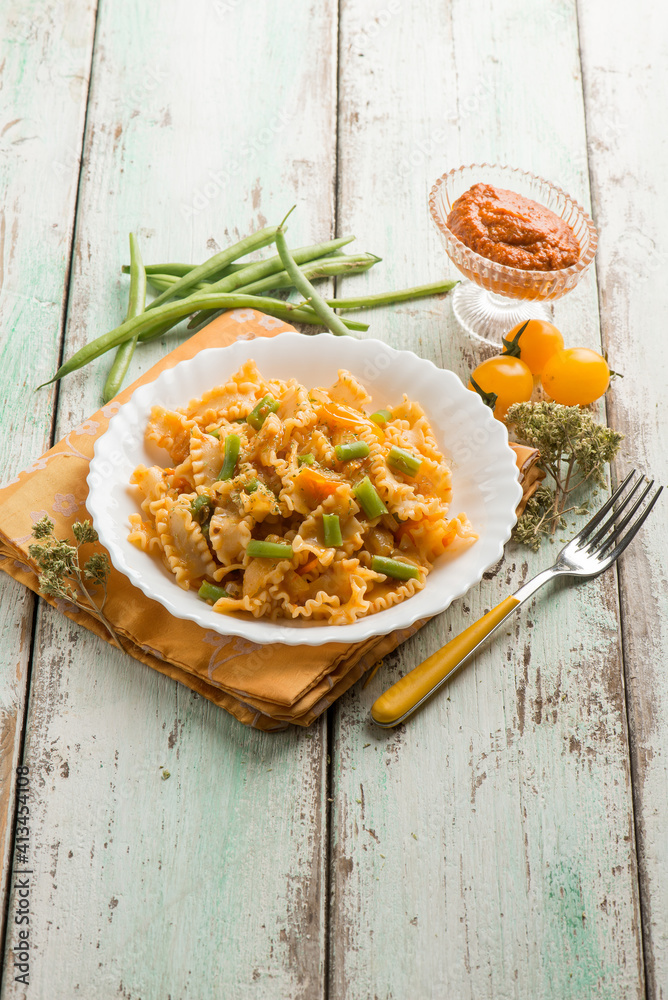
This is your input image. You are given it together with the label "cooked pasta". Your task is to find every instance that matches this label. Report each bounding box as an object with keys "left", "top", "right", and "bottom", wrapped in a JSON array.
[{"left": 128, "top": 360, "right": 477, "bottom": 624}]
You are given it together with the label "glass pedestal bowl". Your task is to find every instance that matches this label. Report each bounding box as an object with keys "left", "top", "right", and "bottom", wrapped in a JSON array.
[{"left": 428, "top": 164, "right": 597, "bottom": 346}]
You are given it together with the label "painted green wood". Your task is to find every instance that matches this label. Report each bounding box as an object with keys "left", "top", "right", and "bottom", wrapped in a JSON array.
[
  {"left": 577, "top": 3, "right": 668, "bottom": 996},
  {"left": 329, "top": 0, "right": 643, "bottom": 997},
  {"left": 0, "top": 0, "right": 98, "bottom": 953},
  {"left": 0, "top": 1, "right": 338, "bottom": 997}
]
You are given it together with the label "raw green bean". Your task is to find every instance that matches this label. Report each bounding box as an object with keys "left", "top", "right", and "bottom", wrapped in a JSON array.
[
  {"left": 275, "top": 224, "right": 352, "bottom": 337},
  {"left": 188, "top": 235, "right": 357, "bottom": 329},
  {"left": 184, "top": 254, "right": 377, "bottom": 333},
  {"left": 37, "top": 292, "right": 367, "bottom": 386},
  {"left": 185, "top": 304, "right": 369, "bottom": 336},
  {"left": 335, "top": 440, "right": 370, "bottom": 462},
  {"left": 322, "top": 513, "right": 343, "bottom": 547},
  {"left": 354, "top": 476, "right": 388, "bottom": 519},
  {"left": 387, "top": 445, "right": 422, "bottom": 477},
  {"left": 370, "top": 409, "right": 392, "bottom": 426},
  {"left": 198, "top": 581, "right": 231, "bottom": 603},
  {"left": 122, "top": 262, "right": 250, "bottom": 278},
  {"left": 370, "top": 555, "right": 420, "bottom": 581},
  {"left": 311, "top": 279, "right": 459, "bottom": 312},
  {"left": 102, "top": 233, "right": 146, "bottom": 403},
  {"left": 228, "top": 253, "right": 380, "bottom": 297},
  {"left": 217, "top": 434, "right": 241, "bottom": 481},
  {"left": 246, "top": 540, "right": 294, "bottom": 560},
  {"left": 247, "top": 395, "right": 279, "bottom": 431},
  {"left": 146, "top": 225, "right": 280, "bottom": 310}
]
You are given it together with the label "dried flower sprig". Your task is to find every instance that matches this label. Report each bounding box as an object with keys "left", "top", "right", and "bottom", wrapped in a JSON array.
[
  {"left": 28, "top": 516, "right": 124, "bottom": 651},
  {"left": 506, "top": 402, "right": 623, "bottom": 550}
]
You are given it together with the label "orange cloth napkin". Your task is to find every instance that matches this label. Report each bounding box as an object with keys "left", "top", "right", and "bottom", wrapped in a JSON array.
[{"left": 0, "top": 310, "right": 427, "bottom": 731}]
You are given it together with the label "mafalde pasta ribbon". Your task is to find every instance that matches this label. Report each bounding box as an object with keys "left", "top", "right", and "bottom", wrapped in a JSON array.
[{"left": 0, "top": 310, "right": 426, "bottom": 731}]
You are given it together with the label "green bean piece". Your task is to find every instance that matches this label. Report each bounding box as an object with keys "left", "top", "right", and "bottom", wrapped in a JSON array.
[
  {"left": 217, "top": 434, "right": 241, "bottom": 481},
  {"left": 297, "top": 453, "right": 314, "bottom": 466},
  {"left": 102, "top": 233, "right": 147, "bottom": 403},
  {"left": 187, "top": 304, "right": 370, "bottom": 336},
  {"left": 322, "top": 513, "right": 343, "bottom": 547},
  {"left": 275, "top": 220, "right": 352, "bottom": 337},
  {"left": 122, "top": 262, "right": 250, "bottom": 278},
  {"left": 335, "top": 440, "right": 370, "bottom": 462},
  {"left": 353, "top": 476, "right": 388, "bottom": 519},
  {"left": 370, "top": 409, "right": 392, "bottom": 427},
  {"left": 371, "top": 556, "right": 420, "bottom": 581},
  {"left": 208, "top": 428, "right": 221, "bottom": 439},
  {"left": 145, "top": 225, "right": 280, "bottom": 311},
  {"left": 38, "top": 292, "right": 366, "bottom": 388},
  {"left": 201, "top": 522, "right": 210, "bottom": 540},
  {"left": 311, "top": 280, "right": 459, "bottom": 312},
  {"left": 387, "top": 445, "right": 422, "bottom": 477},
  {"left": 186, "top": 235, "right": 357, "bottom": 328},
  {"left": 247, "top": 395, "right": 279, "bottom": 431},
  {"left": 246, "top": 539, "right": 294, "bottom": 560},
  {"left": 245, "top": 478, "right": 259, "bottom": 494},
  {"left": 190, "top": 494, "right": 215, "bottom": 525},
  {"left": 230, "top": 253, "right": 380, "bottom": 298},
  {"left": 198, "top": 581, "right": 231, "bottom": 603},
  {"left": 132, "top": 294, "right": 368, "bottom": 344}
]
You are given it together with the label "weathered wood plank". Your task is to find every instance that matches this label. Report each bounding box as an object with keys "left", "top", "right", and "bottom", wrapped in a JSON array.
[
  {"left": 577, "top": 2, "right": 668, "bottom": 996},
  {"left": 330, "top": 0, "right": 643, "bottom": 996},
  {"left": 1, "top": 1, "right": 338, "bottom": 997},
  {"left": 0, "top": 0, "right": 97, "bottom": 952}
]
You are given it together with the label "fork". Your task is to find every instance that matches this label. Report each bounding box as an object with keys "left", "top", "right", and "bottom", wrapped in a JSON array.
[{"left": 370, "top": 470, "right": 663, "bottom": 728}]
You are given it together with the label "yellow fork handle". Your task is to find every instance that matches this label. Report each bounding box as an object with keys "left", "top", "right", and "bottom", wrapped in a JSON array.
[{"left": 371, "top": 595, "right": 520, "bottom": 727}]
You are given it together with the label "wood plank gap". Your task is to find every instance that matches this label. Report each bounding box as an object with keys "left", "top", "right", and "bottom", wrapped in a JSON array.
[
  {"left": 0, "top": 0, "right": 101, "bottom": 971},
  {"left": 48, "top": 0, "right": 103, "bottom": 443},
  {"left": 573, "top": 5, "right": 650, "bottom": 994},
  {"left": 332, "top": 0, "right": 343, "bottom": 305},
  {"left": 0, "top": 598, "right": 38, "bottom": 976},
  {"left": 323, "top": 708, "right": 335, "bottom": 1000}
]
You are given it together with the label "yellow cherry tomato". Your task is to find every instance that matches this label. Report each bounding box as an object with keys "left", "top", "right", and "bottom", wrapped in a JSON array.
[
  {"left": 541, "top": 347, "right": 610, "bottom": 405},
  {"left": 468, "top": 355, "right": 534, "bottom": 419},
  {"left": 502, "top": 319, "right": 564, "bottom": 375}
]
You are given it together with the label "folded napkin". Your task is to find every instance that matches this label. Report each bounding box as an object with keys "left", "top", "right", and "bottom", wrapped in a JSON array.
[
  {"left": 0, "top": 310, "right": 430, "bottom": 731},
  {"left": 0, "top": 310, "right": 533, "bottom": 730}
]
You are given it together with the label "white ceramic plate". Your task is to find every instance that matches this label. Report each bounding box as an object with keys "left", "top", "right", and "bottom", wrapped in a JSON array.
[{"left": 87, "top": 332, "right": 522, "bottom": 646}]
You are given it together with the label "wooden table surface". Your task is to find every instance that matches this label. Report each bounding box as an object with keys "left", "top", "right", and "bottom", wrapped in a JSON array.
[{"left": 1, "top": 1, "right": 666, "bottom": 997}]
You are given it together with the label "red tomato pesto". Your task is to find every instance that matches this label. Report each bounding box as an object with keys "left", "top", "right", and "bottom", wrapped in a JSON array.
[{"left": 446, "top": 183, "right": 580, "bottom": 271}]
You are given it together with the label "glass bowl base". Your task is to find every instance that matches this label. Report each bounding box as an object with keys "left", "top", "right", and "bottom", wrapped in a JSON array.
[{"left": 452, "top": 280, "right": 550, "bottom": 347}]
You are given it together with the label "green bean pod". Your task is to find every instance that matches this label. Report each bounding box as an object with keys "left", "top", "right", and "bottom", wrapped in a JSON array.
[
  {"left": 198, "top": 581, "right": 231, "bottom": 603},
  {"left": 370, "top": 556, "right": 420, "bottom": 581},
  {"left": 36, "top": 291, "right": 369, "bottom": 387},
  {"left": 275, "top": 226, "right": 352, "bottom": 337},
  {"left": 311, "top": 279, "right": 459, "bottom": 312},
  {"left": 217, "top": 434, "right": 241, "bottom": 481},
  {"left": 246, "top": 540, "right": 294, "bottom": 560},
  {"left": 145, "top": 224, "right": 280, "bottom": 311},
  {"left": 188, "top": 235, "right": 357, "bottom": 329},
  {"left": 322, "top": 513, "right": 343, "bottom": 547},
  {"left": 153, "top": 253, "right": 377, "bottom": 331},
  {"left": 102, "top": 233, "right": 147, "bottom": 403},
  {"left": 335, "top": 440, "right": 370, "bottom": 462},
  {"left": 354, "top": 477, "right": 388, "bottom": 519}
]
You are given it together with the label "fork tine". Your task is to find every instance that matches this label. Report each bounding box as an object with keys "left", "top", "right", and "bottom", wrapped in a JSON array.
[
  {"left": 603, "top": 486, "right": 663, "bottom": 565},
  {"left": 576, "top": 469, "right": 637, "bottom": 543},
  {"left": 585, "top": 474, "right": 646, "bottom": 552},
  {"left": 596, "top": 479, "right": 656, "bottom": 555}
]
